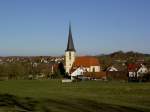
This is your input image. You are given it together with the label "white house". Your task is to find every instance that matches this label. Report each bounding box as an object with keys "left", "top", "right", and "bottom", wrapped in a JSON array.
[
  {"left": 107, "top": 66, "right": 118, "bottom": 71},
  {"left": 128, "top": 64, "right": 149, "bottom": 78},
  {"left": 137, "top": 64, "right": 148, "bottom": 77},
  {"left": 70, "top": 67, "right": 85, "bottom": 80}
]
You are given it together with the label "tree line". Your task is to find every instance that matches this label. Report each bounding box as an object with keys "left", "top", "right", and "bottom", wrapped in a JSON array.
[{"left": 0, "top": 62, "right": 66, "bottom": 80}]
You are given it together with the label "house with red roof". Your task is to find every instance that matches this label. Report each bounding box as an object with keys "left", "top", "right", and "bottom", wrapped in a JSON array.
[
  {"left": 128, "top": 63, "right": 139, "bottom": 78},
  {"left": 73, "top": 56, "right": 100, "bottom": 72}
]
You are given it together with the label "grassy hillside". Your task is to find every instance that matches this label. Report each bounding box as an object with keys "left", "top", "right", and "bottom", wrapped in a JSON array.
[{"left": 0, "top": 80, "right": 150, "bottom": 112}]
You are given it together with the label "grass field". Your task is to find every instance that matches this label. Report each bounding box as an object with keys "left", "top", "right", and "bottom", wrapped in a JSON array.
[{"left": 0, "top": 80, "right": 150, "bottom": 112}]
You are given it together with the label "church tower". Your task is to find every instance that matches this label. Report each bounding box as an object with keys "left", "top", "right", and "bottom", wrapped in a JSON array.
[{"left": 65, "top": 24, "right": 76, "bottom": 74}]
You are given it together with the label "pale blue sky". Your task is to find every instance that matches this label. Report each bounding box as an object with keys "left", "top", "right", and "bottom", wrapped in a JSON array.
[{"left": 0, "top": 0, "right": 150, "bottom": 56}]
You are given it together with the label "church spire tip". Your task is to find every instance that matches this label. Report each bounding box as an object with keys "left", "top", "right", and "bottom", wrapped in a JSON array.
[{"left": 66, "top": 23, "right": 76, "bottom": 52}]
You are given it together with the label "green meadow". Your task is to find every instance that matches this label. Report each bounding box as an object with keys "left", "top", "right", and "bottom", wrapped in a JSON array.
[{"left": 0, "top": 80, "right": 150, "bottom": 112}]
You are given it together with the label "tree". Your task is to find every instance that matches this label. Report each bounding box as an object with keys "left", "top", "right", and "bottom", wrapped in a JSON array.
[{"left": 58, "top": 62, "right": 66, "bottom": 77}]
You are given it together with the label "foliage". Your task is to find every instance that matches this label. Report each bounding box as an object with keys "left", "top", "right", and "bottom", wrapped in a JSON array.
[
  {"left": 58, "top": 62, "right": 67, "bottom": 77},
  {"left": 0, "top": 61, "right": 68, "bottom": 80},
  {"left": 0, "top": 63, "right": 53, "bottom": 80},
  {"left": 0, "top": 63, "right": 27, "bottom": 80}
]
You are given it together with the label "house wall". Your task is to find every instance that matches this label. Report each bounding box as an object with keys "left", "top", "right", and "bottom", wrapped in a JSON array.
[
  {"left": 71, "top": 67, "right": 84, "bottom": 77},
  {"left": 82, "top": 66, "right": 100, "bottom": 72},
  {"left": 129, "top": 72, "right": 136, "bottom": 77},
  {"left": 137, "top": 66, "right": 148, "bottom": 77},
  {"left": 90, "top": 66, "right": 100, "bottom": 72}
]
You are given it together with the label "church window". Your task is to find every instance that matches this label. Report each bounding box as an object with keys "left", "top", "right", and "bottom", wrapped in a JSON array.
[{"left": 69, "top": 52, "right": 71, "bottom": 60}]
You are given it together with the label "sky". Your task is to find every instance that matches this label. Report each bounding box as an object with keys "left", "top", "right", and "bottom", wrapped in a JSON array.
[{"left": 0, "top": 0, "right": 150, "bottom": 56}]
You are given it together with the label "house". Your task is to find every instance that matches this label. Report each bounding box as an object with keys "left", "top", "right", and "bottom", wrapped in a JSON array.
[
  {"left": 70, "top": 67, "right": 84, "bottom": 80},
  {"left": 137, "top": 64, "right": 148, "bottom": 77},
  {"left": 128, "top": 63, "right": 139, "bottom": 78},
  {"left": 127, "top": 63, "right": 148, "bottom": 78},
  {"left": 143, "top": 62, "right": 150, "bottom": 72},
  {"left": 70, "top": 56, "right": 101, "bottom": 79},
  {"left": 107, "top": 66, "right": 118, "bottom": 71},
  {"left": 73, "top": 56, "right": 100, "bottom": 72},
  {"left": 127, "top": 63, "right": 150, "bottom": 82},
  {"left": 106, "top": 64, "right": 128, "bottom": 81}
]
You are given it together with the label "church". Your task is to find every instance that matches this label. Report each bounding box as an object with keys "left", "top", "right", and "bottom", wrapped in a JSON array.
[{"left": 65, "top": 24, "right": 101, "bottom": 76}]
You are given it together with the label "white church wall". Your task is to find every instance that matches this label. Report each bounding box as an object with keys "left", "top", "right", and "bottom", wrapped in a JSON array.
[{"left": 65, "top": 51, "right": 76, "bottom": 73}]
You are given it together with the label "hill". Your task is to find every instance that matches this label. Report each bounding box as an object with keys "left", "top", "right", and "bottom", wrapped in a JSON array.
[{"left": 96, "top": 51, "right": 150, "bottom": 70}]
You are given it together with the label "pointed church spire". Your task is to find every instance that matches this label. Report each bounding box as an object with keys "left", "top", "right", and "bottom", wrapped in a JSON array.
[{"left": 66, "top": 23, "right": 76, "bottom": 51}]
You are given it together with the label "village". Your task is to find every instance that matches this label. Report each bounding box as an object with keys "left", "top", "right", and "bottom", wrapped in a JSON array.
[
  {"left": 0, "top": 25, "right": 149, "bottom": 82},
  {"left": 0, "top": 0, "right": 150, "bottom": 111}
]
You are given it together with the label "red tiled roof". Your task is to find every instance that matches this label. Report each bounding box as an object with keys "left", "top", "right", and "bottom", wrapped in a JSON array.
[
  {"left": 128, "top": 64, "right": 140, "bottom": 72},
  {"left": 73, "top": 56, "right": 100, "bottom": 67}
]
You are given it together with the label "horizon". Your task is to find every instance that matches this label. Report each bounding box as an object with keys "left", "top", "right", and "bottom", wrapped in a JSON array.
[
  {"left": 0, "top": 50, "right": 149, "bottom": 57},
  {"left": 0, "top": 0, "right": 150, "bottom": 56}
]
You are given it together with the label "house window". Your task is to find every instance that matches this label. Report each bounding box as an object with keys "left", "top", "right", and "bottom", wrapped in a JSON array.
[{"left": 69, "top": 52, "right": 71, "bottom": 60}]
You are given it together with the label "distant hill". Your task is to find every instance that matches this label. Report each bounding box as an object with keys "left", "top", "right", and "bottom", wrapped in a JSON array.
[
  {"left": 98, "top": 51, "right": 150, "bottom": 60},
  {"left": 110, "top": 51, "right": 149, "bottom": 59},
  {"left": 96, "top": 51, "right": 150, "bottom": 70}
]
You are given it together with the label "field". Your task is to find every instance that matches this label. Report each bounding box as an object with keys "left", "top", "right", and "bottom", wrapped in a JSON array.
[{"left": 0, "top": 80, "right": 150, "bottom": 112}]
